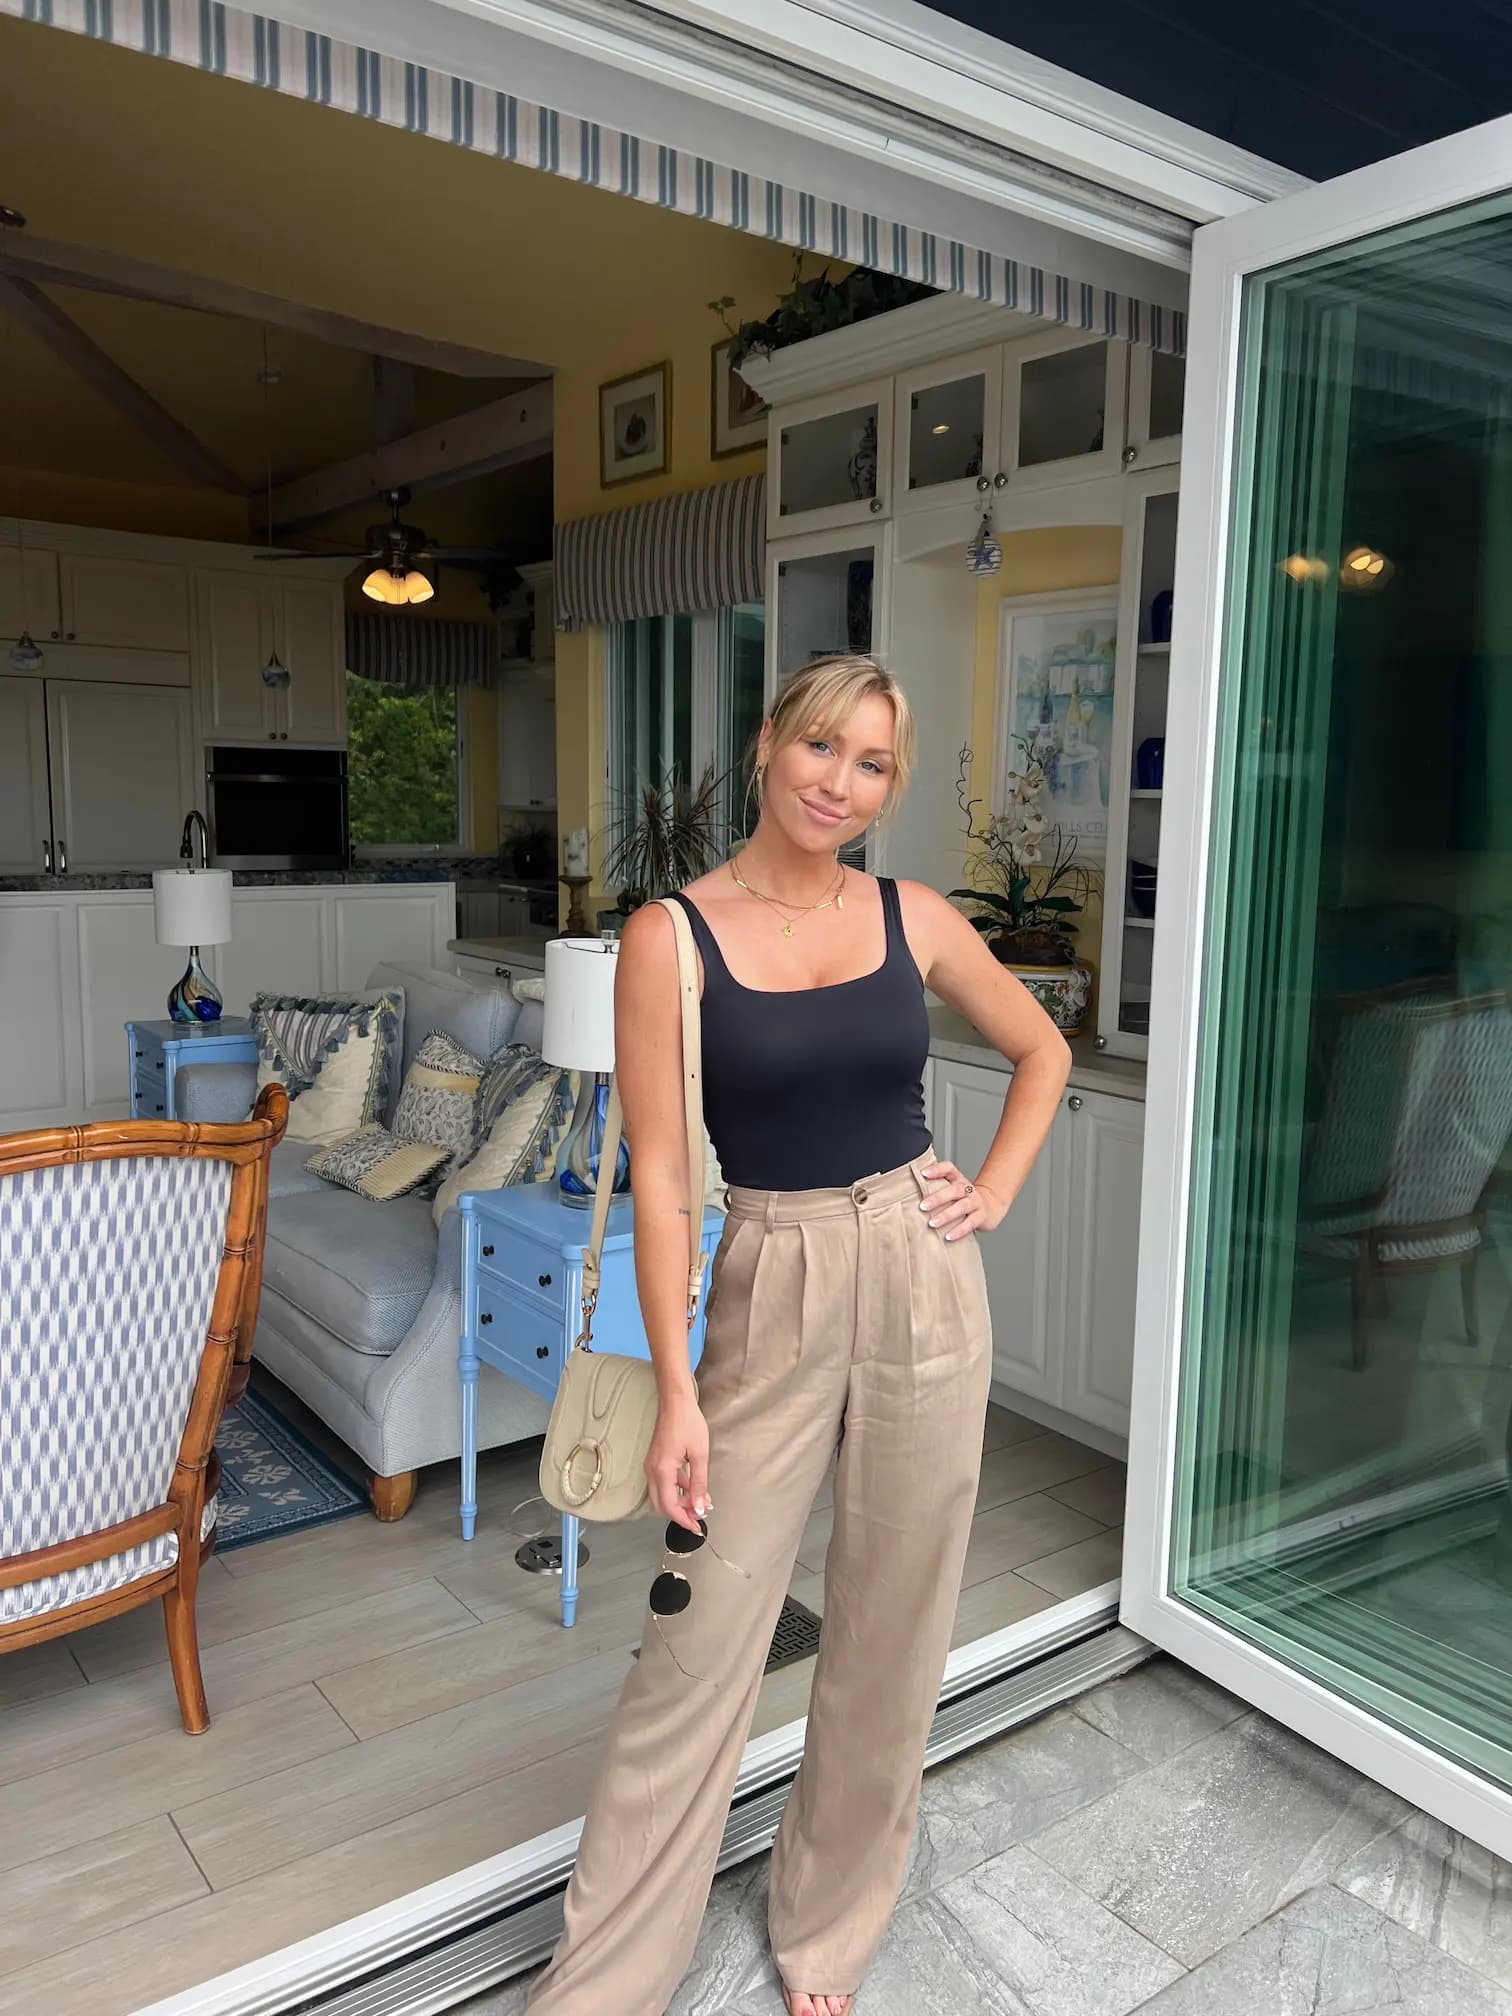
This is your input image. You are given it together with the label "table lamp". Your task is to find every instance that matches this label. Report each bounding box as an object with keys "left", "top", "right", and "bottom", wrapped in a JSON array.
[
  {"left": 153, "top": 865, "right": 233, "bottom": 1023},
  {"left": 542, "top": 932, "right": 629, "bottom": 1207}
]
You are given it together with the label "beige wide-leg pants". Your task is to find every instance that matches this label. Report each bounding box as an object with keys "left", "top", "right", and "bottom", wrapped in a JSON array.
[{"left": 525, "top": 1145, "right": 994, "bottom": 2014}]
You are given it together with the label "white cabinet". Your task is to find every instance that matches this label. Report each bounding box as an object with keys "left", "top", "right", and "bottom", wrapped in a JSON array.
[
  {"left": 894, "top": 345, "right": 1002, "bottom": 514},
  {"left": 498, "top": 682, "right": 557, "bottom": 810},
  {"left": 769, "top": 380, "right": 893, "bottom": 536},
  {"left": 1098, "top": 469, "right": 1179, "bottom": 1058},
  {"left": 1125, "top": 346, "right": 1186, "bottom": 470},
  {"left": 1001, "top": 328, "right": 1129, "bottom": 493},
  {"left": 57, "top": 554, "right": 190, "bottom": 652},
  {"left": 452, "top": 947, "right": 547, "bottom": 987},
  {"left": 0, "top": 546, "right": 61, "bottom": 642},
  {"left": 930, "top": 1054, "right": 1144, "bottom": 1440},
  {"left": 46, "top": 681, "right": 195, "bottom": 873},
  {"left": 0, "top": 901, "right": 80, "bottom": 1126},
  {"left": 0, "top": 677, "right": 52, "bottom": 873},
  {"left": 766, "top": 524, "right": 889, "bottom": 698},
  {"left": 196, "top": 570, "right": 345, "bottom": 747}
]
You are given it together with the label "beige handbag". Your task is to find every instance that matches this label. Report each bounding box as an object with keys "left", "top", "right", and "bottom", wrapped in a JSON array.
[{"left": 538, "top": 896, "right": 709, "bottom": 1522}]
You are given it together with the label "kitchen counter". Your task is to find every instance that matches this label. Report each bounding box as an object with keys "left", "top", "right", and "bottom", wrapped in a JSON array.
[
  {"left": 0, "top": 866, "right": 460, "bottom": 893},
  {"left": 928, "top": 1004, "right": 1147, "bottom": 1101},
  {"left": 449, "top": 933, "right": 555, "bottom": 961}
]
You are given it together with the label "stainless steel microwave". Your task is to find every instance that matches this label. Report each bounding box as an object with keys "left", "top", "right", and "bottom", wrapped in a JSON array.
[{"left": 206, "top": 746, "right": 349, "bottom": 870}]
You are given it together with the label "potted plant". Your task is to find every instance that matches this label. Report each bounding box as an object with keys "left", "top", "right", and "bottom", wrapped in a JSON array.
[
  {"left": 949, "top": 739, "right": 1101, "bottom": 1035},
  {"left": 595, "top": 760, "right": 736, "bottom": 928},
  {"left": 711, "top": 256, "right": 935, "bottom": 371}
]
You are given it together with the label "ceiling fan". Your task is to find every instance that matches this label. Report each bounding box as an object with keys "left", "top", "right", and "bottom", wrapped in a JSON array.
[{"left": 256, "top": 487, "right": 506, "bottom": 605}]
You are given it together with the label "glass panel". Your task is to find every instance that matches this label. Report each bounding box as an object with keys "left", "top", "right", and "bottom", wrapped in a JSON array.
[
  {"left": 907, "top": 374, "right": 987, "bottom": 492},
  {"left": 773, "top": 546, "right": 874, "bottom": 690},
  {"left": 1122, "top": 490, "right": 1177, "bottom": 1034},
  {"left": 345, "top": 676, "right": 458, "bottom": 846},
  {"left": 1179, "top": 194, "right": 1512, "bottom": 1787},
  {"left": 718, "top": 601, "right": 767, "bottom": 839},
  {"left": 1148, "top": 349, "right": 1186, "bottom": 441},
  {"left": 1018, "top": 342, "right": 1109, "bottom": 467},
  {"left": 612, "top": 613, "right": 695, "bottom": 815},
  {"left": 778, "top": 404, "right": 879, "bottom": 515}
]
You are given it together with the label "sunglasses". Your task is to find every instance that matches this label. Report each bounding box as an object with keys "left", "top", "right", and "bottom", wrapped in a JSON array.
[{"left": 648, "top": 1516, "right": 750, "bottom": 1678}]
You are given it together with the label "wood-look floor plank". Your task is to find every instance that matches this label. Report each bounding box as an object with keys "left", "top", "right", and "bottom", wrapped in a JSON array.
[
  {"left": 1046, "top": 1464, "right": 1128, "bottom": 1528},
  {"left": 0, "top": 1638, "right": 86, "bottom": 1712},
  {"left": 438, "top": 1516, "right": 665, "bottom": 1623},
  {"left": 174, "top": 1646, "right": 635, "bottom": 1890},
  {"left": 0, "top": 1683, "right": 354, "bottom": 1876},
  {"left": 0, "top": 1814, "right": 208, "bottom": 1975},
  {"left": 1017, "top": 1525, "right": 1126, "bottom": 1598},
  {"left": 973, "top": 1432, "right": 1116, "bottom": 1513},
  {"left": 0, "top": 1580, "right": 475, "bottom": 1788},
  {"left": 959, "top": 1494, "right": 1105, "bottom": 1589},
  {"left": 981, "top": 1403, "right": 1058, "bottom": 1453}
]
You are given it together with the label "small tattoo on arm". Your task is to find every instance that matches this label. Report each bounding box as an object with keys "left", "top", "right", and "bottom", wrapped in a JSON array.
[{"left": 676, "top": 1207, "right": 691, "bottom": 1217}]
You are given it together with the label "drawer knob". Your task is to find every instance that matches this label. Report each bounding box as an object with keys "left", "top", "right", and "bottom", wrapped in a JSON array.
[
  {"left": 480, "top": 1312, "right": 493, "bottom": 1326},
  {"left": 536, "top": 1345, "right": 549, "bottom": 1359},
  {"left": 154, "top": 1103, "right": 165, "bottom": 1115},
  {"left": 134, "top": 1049, "right": 144, "bottom": 1060},
  {"left": 538, "top": 1272, "right": 552, "bottom": 1288},
  {"left": 481, "top": 1244, "right": 494, "bottom": 1257},
  {"left": 1068, "top": 1094, "right": 1084, "bottom": 1113}
]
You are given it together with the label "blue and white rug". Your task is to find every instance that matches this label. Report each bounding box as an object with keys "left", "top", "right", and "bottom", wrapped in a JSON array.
[{"left": 212, "top": 1388, "right": 368, "bottom": 1551}]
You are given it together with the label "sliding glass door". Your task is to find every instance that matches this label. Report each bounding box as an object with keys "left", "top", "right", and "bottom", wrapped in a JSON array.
[{"left": 1124, "top": 120, "right": 1512, "bottom": 1854}]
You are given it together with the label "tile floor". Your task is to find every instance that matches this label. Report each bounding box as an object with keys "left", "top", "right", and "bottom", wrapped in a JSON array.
[{"left": 459, "top": 1654, "right": 1512, "bottom": 2016}]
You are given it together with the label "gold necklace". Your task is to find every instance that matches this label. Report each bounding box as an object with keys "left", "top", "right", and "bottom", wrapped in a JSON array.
[{"left": 728, "top": 854, "right": 846, "bottom": 936}]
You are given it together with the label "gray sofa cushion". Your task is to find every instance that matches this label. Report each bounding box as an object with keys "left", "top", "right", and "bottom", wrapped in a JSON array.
[
  {"left": 267, "top": 1138, "right": 330, "bottom": 1200},
  {"left": 366, "top": 962, "right": 522, "bottom": 1120},
  {"left": 263, "top": 1189, "right": 439, "bottom": 1355}
]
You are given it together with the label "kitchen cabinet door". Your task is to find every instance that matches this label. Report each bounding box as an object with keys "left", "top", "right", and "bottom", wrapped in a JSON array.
[
  {"left": 1059, "top": 1086, "right": 1144, "bottom": 1438},
  {"left": 47, "top": 680, "right": 195, "bottom": 872},
  {"left": 0, "top": 677, "right": 53, "bottom": 873},
  {"left": 0, "top": 899, "right": 80, "bottom": 1122},
  {"left": 276, "top": 580, "right": 346, "bottom": 745},
  {"left": 197, "top": 570, "right": 274, "bottom": 742},
  {"left": 58, "top": 554, "right": 190, "bottom": 652},
  {"left": 0, "top": 546, "right": 60, "bottom": 643}
]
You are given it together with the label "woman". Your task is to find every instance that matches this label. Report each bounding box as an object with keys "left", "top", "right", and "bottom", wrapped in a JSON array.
[{"left": 526, "top": 655, "right": 1071, "bottom": 2016}]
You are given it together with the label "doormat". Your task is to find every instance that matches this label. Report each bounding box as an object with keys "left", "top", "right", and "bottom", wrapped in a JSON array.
[
  {"left": 633, "top": 1592, "right": 824, "bottom": 1672},
  {"left": 211, "top": 1388, "right": 368, "bottom": 1552}
]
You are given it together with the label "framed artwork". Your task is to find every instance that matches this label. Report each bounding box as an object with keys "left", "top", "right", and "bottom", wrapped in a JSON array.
[
  {"left": 996, "top": 588, "right": 1120, "bottom": 856},
  {"left": 600, "top": 362, "right": 669, "bottom": 487},
  {"left": 710, "top": 338, "right": 768, "bottom": 458}
]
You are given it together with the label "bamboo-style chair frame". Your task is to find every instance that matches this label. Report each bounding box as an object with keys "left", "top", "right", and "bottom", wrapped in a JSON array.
[{"left": 0, "top": 1083, "right": 288, "bottom": 1733}]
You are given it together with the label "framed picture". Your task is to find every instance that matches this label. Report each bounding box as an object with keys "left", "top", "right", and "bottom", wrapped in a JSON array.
[
  {"left": 600, "top": 362, "right": 669, "bottom": 487},
  {"left": 710, "top": 337, "right": 768, "bottom": 458},
  {"left": 996, "top": 588, "right": 1120, "bottom": 857}
]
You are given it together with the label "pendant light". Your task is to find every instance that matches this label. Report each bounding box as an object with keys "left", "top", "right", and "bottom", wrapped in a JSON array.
[
  {"left": 362, "top": 562, "right": 435, "bottom": 606},
  {"left": 258, "top": 327, "right": 291, "bottom": 688},
  {"left": 3, "top": 213, "right": 45, "bottom": 673}
]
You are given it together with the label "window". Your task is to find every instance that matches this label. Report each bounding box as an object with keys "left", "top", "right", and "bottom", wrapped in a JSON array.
[
  {"left": 607, "top": 603, "right": 766, "bottom": 842},
  {"left": 346, "top": 674, "right": 465, "bottom": 850}
]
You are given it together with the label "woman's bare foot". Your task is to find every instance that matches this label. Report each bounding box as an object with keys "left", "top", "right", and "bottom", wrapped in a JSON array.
[{"left": 781, "top": 1987, "right": 852, "bottom": 2015}]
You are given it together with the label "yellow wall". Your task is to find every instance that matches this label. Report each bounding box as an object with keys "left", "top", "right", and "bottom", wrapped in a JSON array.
[{"left": 968, "top": 526, "right": 1124, "bottom": 1014}]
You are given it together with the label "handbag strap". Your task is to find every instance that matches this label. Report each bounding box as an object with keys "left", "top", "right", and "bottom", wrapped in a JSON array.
[{"left": 577, "top": 895, "right": 707, "bottom": 1348}]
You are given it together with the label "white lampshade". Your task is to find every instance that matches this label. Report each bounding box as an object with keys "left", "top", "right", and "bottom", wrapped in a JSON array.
[
  {"left": 153, "top": 868, "right": 234, "bottom": 948},
  {"left": 542, "top": 936, "right": 618, "bottom": 1072}
]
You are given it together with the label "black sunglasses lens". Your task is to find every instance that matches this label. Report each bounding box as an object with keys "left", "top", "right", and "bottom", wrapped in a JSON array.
[
  {"left": 664, "top": 1517, "right": 707, "bottom": 1554},
  {"left": 649, "top": 1571, "right": 692, "bottom": 1616}
]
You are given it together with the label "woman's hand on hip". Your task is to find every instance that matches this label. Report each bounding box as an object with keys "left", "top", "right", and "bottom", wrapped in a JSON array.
[
  {"left": 919, "top": 1159, "right": 1007, "bottom": 1238},
  {"left": 647, "top": 1389, "right": 711, "bottom": 1531}
]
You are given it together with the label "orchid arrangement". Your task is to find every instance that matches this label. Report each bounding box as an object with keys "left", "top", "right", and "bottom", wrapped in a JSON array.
[{"left": 950, "top": 739, "right": 1101, "bottom": 967}]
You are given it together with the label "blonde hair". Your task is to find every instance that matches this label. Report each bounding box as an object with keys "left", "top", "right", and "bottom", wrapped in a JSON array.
[{"left": 750, "top": 654, "right": 915, "bottom": 826}]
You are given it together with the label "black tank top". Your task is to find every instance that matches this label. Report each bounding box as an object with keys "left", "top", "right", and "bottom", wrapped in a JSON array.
[{"left": 667, "top": 876, "right": 932, "bottom": 1191}]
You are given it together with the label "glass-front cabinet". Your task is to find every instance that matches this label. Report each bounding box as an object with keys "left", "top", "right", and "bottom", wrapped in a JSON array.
[
  {"left": 1003, "top": 328, "right": 1129, "bottom": 490},
  {"left": 769, "top": 380, "right": 894, "bottom": 536},
  {"left": 893, "top": 347, "right": 1001, "bottom": 512},
  {"left": 1126, "top": 344, "right": 1186, "bottom": 469},
  {"left": 1098, "top": 468, "right": 1178, "bottom": 1057}
]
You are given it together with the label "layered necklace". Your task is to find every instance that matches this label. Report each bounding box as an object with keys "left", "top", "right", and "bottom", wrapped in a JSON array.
[{"left": 728, "top": 851, "right": 846, "bottom": 936}]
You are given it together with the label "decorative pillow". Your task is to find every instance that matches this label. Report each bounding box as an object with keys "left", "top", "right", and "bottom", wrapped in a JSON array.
[
  {"left": 306, "top": 1124, "right": 450, "bottom": 1202},
  {"left": 431, "top": 1057, "right": 577, "bottom": 1225},
  {"left": 511, "top": 973, "right": 546, "bottom": 1004},
  {"left": 392, "top": 1032, "right": 484, "bottom": 1167},
  {"left": 252, "top": 990, "right": 401, "bottom": 1147}
]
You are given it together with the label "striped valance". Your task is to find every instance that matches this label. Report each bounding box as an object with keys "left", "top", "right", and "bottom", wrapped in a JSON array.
[
  {"left": 555, "top": 474, "right": 765, "bottom": 629},
  {"left": 345, "top": 613, "right": 493, "bottom": 689},
  {"left": 5, "top": 1, "right": 1184, "bottom": 356}
]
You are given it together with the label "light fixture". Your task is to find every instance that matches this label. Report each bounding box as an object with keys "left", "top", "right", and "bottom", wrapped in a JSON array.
[
  {"left": 362, "top": 564, "right": 434, "bottom": 606},
  {"left": 8, "top": 632, "right": 43, "bottom": 670},
  {"left": 931, "top": 421, "right": 951, "bottom": 434},
  {"left": 1338, "top": 544, "right": 1393, "bottom": 591},
  {"left": 1280, "top": 553, "right": 1329, "bottom": 584}
]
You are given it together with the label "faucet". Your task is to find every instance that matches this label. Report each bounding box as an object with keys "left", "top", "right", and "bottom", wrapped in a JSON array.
[{"left": 179, "top": 808, "right": 211, "bottom": 870}]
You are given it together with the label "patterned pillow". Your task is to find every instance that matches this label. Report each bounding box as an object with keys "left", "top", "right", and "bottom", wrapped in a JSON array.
[
  {"left": 392, "top": 1032, "right": 484, "bottom": 1167},
  {"left": 431, "top": 1058, "right": 577, "bottom": 1226},
  {"left": 305, "top": 1125, "right": 450, "bottom": 1202},
  {"left": 252, "top": 990, "right": 401, "bottom": 1147}
]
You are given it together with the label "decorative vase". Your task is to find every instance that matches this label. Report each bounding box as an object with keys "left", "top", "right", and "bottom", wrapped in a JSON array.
[
  {"left": 1135, "top": 736, "right": 1166, "bottom": 790},
  {"left": 1002, "top": 960, "right": 1093, "bottom": 1038},
  {"left": 555, "top": 1072, "right": 631, "bottom": 1209},
  {"left": 846, "top": 413, "right": 879, "bottom": 501},
  {"left": 1149, "top": 589, "right": 1174, "bottom": 643},
  {"left": 166, "top": 948, "right": 223, "bottom": 1023}
]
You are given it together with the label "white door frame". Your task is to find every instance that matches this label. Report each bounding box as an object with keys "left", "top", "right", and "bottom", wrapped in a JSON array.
[{"left": 1121, "top": 107, "right": 1512, "bottom": 1857}]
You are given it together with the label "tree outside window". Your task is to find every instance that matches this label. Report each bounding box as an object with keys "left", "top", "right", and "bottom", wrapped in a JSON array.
[{"left": 346, "top": 674, "right": 462, "bottom": 847}]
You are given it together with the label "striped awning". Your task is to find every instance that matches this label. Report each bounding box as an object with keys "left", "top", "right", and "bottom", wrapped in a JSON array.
[
  {"left": 6, "top": 0, "right": 1184, "bottom": 355},
  {"left": 345, "top": 612, "right": 494, "bottom": 689},
  {"left": 555, "top": 474, "right": 765, "bottom": 629}
]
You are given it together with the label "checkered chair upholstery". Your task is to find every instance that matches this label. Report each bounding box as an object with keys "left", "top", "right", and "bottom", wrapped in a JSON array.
[{"left": 0, "top": 1087, "right": 287, "bottom": 1733}]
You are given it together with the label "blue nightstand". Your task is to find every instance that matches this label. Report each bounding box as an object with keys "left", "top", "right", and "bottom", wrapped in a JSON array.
[
  {"left": 125, "top": 1018, "right": 258, "bottom": 1120},
  {"left": 458, "top": 1181, "right": 725, "bottom": 1627}
]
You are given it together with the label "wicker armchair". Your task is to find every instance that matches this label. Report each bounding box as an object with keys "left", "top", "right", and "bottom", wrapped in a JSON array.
[
  {"left": 1297, "top": 982, "right": 1512, "bottom": 1369},
  {"left": 0, "top": 1085, "right": 287, "bottom": 1733}
]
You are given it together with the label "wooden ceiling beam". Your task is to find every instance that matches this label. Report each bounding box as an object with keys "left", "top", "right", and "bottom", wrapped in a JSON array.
[
  {"left": 0, "top": 233, "right": 551, "bottom": 380},
  {"left": 268, "top": 380, "right": 554, "bottom": 532},
  {"left": 0, "top": 275, "right": 249, "bottom": 495}
]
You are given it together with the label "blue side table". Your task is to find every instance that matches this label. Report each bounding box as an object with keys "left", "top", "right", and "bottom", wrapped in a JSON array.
[
  {"left": 125, "top": 1017, "right": 258, "bottom": 1120},
  {"left": 458, "top": 1181, "right": 724, "bottom": 1627}
]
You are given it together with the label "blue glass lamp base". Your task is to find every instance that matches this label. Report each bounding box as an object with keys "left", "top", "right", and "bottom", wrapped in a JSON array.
[
  {"left": 555, "top": 1073, "right": 630, "bottom": 1208},
  {"left": 167, "top": 948, "right": 223, "bottom": 1024}
]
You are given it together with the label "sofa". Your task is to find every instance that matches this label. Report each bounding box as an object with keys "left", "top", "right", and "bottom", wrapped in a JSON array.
[{"left": 176, "top": 961, "right": 555, "bottom": 1519}]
